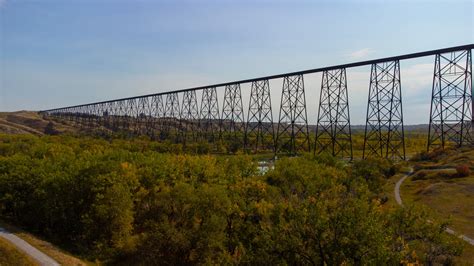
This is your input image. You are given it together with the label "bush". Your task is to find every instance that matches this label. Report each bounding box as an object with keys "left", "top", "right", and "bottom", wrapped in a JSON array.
[
  {"left": 0, "top": 134, "right": 465, "bottom": 264},
  {"left": 455, "top": 164, "right": 471, "bottom": 177}
]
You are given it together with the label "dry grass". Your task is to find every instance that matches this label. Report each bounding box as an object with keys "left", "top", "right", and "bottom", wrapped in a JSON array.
[
  {"left": 0, "top": 221, "right": 93, "bottom": 266},
  {"left": 0, "top": 111, "right": 76, "bottom": 136},
  {"left": 0, "top": 236, "right": 38, "bottom": 266},
  {"left": 401, "top": 146, "right": 474, "bottom": 263}
]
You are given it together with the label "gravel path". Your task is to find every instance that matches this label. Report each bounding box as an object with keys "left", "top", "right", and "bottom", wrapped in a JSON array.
[
  {"left": 0, "top": 227, "right": 60, "bottom": 266},
  {"left": 394, "top": 170, "right": 474, "bottom": 246}
]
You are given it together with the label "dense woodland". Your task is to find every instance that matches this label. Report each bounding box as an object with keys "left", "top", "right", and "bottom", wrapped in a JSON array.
[{"left": 0, "top": 134, "right": 466, "bottom": 264}]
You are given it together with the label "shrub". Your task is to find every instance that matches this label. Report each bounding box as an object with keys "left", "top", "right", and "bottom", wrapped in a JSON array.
[{"left": 455, "top": 164, "right": 471, "bottom": 177}]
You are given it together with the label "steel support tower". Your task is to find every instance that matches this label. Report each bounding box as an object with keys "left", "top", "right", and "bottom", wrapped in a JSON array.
[
  {"left": 315, "top": 68, "right": 353, "bottom": 159},
  {"left": 200, "top": 87, "right": 220, "bottom": 142},
  {"left": 428, "top": 50, "right": 473, "bottom": 150},
  {"left": 180, "top": 90, "right": 200, "bottom": 142},
  {"left": 245, "top": 79, "right": 275, "bottom": 152},
  {"left": 136, "top": 97, "right": 150, "bottom": 136},
  {"left": 163, "top": 92, "right": 180, "bottom": 140},
  {"left": 363, "top": 60, "right": 405, "bottom": 160},
  {"left": 149, "top": 95, "right": 165, "bottom": 138},
  {"left": 275, "top": 75, "right": 310, "bottom": 155},
  {"left": 221, "top": 84, "right": 245, "bottom": 141}
]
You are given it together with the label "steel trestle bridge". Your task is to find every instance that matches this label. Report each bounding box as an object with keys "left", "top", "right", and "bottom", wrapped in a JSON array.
[{"left": 41, "top": 44, "right": 474, "bottom": 159}]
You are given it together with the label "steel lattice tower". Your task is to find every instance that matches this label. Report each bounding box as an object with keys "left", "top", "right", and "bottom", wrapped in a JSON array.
[
  {"left": 315, "top": 68, "right": 353, "bottom": 159},
  {"left": 116, "top": 100, "right": 128, "bottom": 132},
  {"left": 180, "top": 90, "right": 200, "bottom": 142},
  {"left": 163, "top": 92, "right": 180, "bottom": 140},
  {"left": 149, "top": 95, "right": 165, "bottom": 138},
  {"left": 428, "top": 50, "right": 473, "bottom": 150},
  {"left": 363, "top": 60, "right": 406, "bottom": 160},
  {"left": 221, "top": 84, "right": 245, "bottom": 135},
  {"left": 276, "top": 75, "right": 310, "bottom": 155},
  {"left": 245, "top": 79, "right": 275, "bottom": 152},
  {"left": 96, "top": 103, "right": 106, "bottom": 133},
  {"left": 136, "top": 97, "right": 150, "bottom": 136},
  {"left": 104, "top": 101, "right": 114, "bottom": 131},
  {"left": 200, "top": 87, "right": 220, "bottom": 142},
  {"left": 128, "top": 98, "right": 140, "bottom": 135}
]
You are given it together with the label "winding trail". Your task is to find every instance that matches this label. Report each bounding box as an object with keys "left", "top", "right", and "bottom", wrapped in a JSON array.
[
  {"left": 394, "top": 169, "right": 474, "bottom": 246},
  {"left": 0, "top": 227, "right": 60, "bottom": 266}
]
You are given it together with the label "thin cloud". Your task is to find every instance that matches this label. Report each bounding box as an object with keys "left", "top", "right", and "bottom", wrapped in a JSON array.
[
  {"left": 348, "top": 48, "right": 373, "bottom": 60},
  {"left": 0, "top": 0, "right": 6, "bottom": 8}
]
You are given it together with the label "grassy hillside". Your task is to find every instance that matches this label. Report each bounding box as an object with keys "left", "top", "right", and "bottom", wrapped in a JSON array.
[
  {"left": 404, "top": 146, "right": 474, "bottom": 237},
  {"left": 0, "top": 111, "right": 76, "bottom": 135},
  {"left": 401, "top": 146, "right": 474, "bottom": 263}
]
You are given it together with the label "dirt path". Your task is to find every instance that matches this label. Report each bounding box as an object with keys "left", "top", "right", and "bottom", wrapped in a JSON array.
[
  {"left": 394, "top": 170, "right": 474, "bottom": 246},
  {"left": 0, "top": 227, "right": 60, "bottom": 266}
]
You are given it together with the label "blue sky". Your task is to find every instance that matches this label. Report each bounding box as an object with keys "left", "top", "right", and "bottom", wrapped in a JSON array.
[{"left": 0, "top": 0, "right": 473, "bottom": 124}]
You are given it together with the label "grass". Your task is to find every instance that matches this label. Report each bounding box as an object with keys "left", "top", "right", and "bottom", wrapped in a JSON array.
[
  {"left": 399, "top": 146, "right": 474, "bottom": 263},
  {"left": 0, "top": 220, "right": 92, "bottom": 266},
  {"left": 394, "top": 175, "right": 474, "bottom": 264},
  {"left": 402, "top": 175, "right": 474, "bottom": 238},
  {"left": 0, "top": 236, "right": 38, "bottom": 266}
]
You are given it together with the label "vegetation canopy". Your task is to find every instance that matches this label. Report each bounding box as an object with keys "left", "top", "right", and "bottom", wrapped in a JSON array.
[{"left": 0, "top": 134, "right": 465, "bottom": 264}]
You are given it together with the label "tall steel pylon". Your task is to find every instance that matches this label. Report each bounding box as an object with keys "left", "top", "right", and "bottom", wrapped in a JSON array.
[
  {"left": 245, "top": 79, "right": 275, "bottom": 152},
  {"left": 127, "top": 98, "right": 140, "bottom": 135},
  {"left": 104, "top": 101, "right": 115, "bottom": 131},
  {"left": 428, "top": 50, "right": 473, "bottom": 150},
  {"left": 221, "top": 84, "right": 245, "bottom": 142},
  {"left": 96, "top": 102, "right": 107, "bottom": 134},
  {"left": 200, "top": 87, "right": 220, "bottom": 142},
  {"left": 315, "top": 68, "right": 353, "bottom": 159},
  {"left": 116, "top": 100, "right": 128, "bottom": 132},
  {"left": 363, "top": 60, "right": 405, "bottom": 160},
  {"left": 163, "top": 92, "right": 180, "bottom": 140},
  {"left": 136, "top": 97, "right": 151, "bottom": 136},
  {"left": 275, "top": 75, "right": 310, "bottom": 155},
  {"left": 149, "top": 94, "right": 165, "bottom": 138},
  {"left": 180, "top": 90, "right": 200, "bottom": 142}
]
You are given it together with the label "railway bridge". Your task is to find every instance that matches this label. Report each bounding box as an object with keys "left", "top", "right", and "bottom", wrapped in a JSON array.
[{"left": 41, "top": 44, "right": 473, "bottom": 159}]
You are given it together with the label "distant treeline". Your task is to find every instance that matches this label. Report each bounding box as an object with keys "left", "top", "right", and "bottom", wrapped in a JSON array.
[{"left": 0, "top": 134, "right": 463, "bottom": 264}]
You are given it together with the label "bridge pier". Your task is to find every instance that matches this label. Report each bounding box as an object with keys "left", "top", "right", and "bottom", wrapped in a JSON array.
[
  {"left": 428, "top": 50, "right": 473, "bottom": 150},
  {"left": 276, "top": 75, "right": 310, "bottom": 155},
  {"left": 163, "top": 92, "right": 180, "bottom": 141},
  {"left": 245, "top": 79, "right": 275, "bottom": 152},
  {"left": 149, "top": 95, "right": 165, "bottom": 139},
  {"left": 221, "top": 84, "right": 245, "bottom": 145},
  {"left": 199, "top": 87, "right": 220, "bottom": 143},
  {"left": 363, "top": 60, "right": 405, "bottom": 160},
  {"left": 315, "top": 68, "right": 353, "bottom": 159},
  {"left": 180, "top": 90, "right": 200, "bottom": 143}
]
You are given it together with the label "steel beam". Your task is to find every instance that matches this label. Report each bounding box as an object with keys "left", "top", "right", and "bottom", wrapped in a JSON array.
[{"left": 42, "top": 44, "right": 473, "bottom": 113}]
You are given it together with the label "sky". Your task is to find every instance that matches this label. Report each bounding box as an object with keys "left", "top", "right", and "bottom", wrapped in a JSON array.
[{"left": 0, "top": 0, "right": 473, "bottom": 124}]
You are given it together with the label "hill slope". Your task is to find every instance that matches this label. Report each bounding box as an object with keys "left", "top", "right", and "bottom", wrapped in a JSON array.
[{"left": 0, "top": 111, "right": 75, "bottom": 135}]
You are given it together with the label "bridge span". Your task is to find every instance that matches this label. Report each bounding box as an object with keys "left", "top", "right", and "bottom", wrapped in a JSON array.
[{"left": 41, "top": 44, "right": 473, "bottom": 159}]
